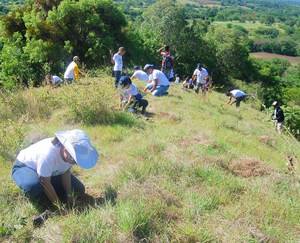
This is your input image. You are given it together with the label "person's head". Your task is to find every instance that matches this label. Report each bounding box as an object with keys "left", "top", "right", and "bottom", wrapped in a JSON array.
[
  {"left": 197, "top": 63, "right": 203, "bottom": 70},
  {"left": 164, "top": 45, "right": 170, "bottom": 52},
  {"left": 272, "top": 101, "right": 279, "bottom": 108},
  {"left": 45, "top": 74, "right": 52, "bottom": 85},
  {"left": 119, "top": 76, "right": 132, "bottom": 89},
  {"left": 134, "top": 66, "right": 141, "bottom": 71},
  {"left": 226, "top": 89, "right": 233, "bottom": 97},
  {"left": 144, "top": 64, "right": 155, "bottom": 74},
  {"left": 54, "top": 129, "right": 99, "bottom": 169},
  {"left": 73, "top": 56, "right": 80, "bottom": 64},
  {"left": 118, "top": 47, "right": 126, "bottom": 56}
]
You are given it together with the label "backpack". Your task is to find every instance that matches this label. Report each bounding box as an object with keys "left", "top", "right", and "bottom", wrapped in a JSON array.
[{"left": 163, "top": 55, "right": 173, "bottom": 69}]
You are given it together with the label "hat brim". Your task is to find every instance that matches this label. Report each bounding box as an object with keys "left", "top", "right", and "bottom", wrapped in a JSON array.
[{"left": 55, "top": 131, "right": 99, "bottom": 169}]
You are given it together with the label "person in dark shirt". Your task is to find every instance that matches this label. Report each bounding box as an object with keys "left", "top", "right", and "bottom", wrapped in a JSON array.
[{"left": 272, "top": 101, "right": 285, "bottom": 134}]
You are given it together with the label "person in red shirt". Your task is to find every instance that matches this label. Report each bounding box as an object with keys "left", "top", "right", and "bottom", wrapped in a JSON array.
[{"left": 158, "top": 45, "right": 174, "bottom": 81}]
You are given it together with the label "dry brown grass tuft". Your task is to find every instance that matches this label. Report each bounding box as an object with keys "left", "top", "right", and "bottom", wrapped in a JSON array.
[{"left": 226, "top": 158, "right": 272, "bottom": 178}]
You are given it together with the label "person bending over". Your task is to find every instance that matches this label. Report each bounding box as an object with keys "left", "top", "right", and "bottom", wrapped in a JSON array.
[
  {"left": 119, "top": 76, "right": 148, "bottom": 115},
  {"left": 64, "top": 56, "right": 83, "bottom": 84},
  {"left": 131, "top": 66, "right": 149, "bottom": 83},
  {"left": 226, "top": 89, "right": 247, "bottom": 107},
  {"left": 143, "top": 64, "right": 170, "bottom": 97},
  {"left": 12, "top": 129, "right": 99, "bottom": 208}
]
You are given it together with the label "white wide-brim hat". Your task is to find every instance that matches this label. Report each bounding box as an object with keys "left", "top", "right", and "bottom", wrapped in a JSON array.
[{"left": 55, "top": 129, "right": 99, "bottom": 169}]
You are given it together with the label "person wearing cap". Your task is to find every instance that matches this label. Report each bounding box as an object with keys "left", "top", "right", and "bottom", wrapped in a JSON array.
[
  {"left": 143, "top": 64, "right": 170, "bottom": 97},
  {"left": 226, "top": 89, "right": 247, "bottom": 107},
  {"left": 131, "top": 66, "right": 149, "bottom": 83},
  {"left": 272, "top": 101, "right": 285, "bottom": 134},
  {"left": 64, "top": 56, "right": 81, "bottom": 84},
  {"left": 192, "top": 63, "right": 209, "bottom": 94},
  {"left": 111, "top": 47, "right": 126, "bottom": 88},
  {"left": 119, "top": 76, "right": 148, "bottom": 114},
  {"left": 11, "top": 129, "right": 99, "bottom": 207}
]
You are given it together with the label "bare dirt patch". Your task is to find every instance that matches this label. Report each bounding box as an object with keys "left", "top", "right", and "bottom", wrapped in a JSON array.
[
  {"left": 226, "top": 158, "right": 272, "bottom": 178},
  {"left": 259, "top": 135, "right": 276, "bottom": 148},
  {"left": 178, "top": 133, "right": 212, "bottom": 147},
  {"left": 250, "top": 52, "right": 300, "bottom": 65},
  {"left": 158, "top": 112, "right": 182, "bottom": 123}
]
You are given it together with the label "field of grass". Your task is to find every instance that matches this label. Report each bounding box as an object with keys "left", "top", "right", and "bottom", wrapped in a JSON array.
[
  {"left": 250, "top": 52, "right": 300, "bottom": 65},
  {"left": 0, "top": 74, "right": 300, "bottom": 242}
]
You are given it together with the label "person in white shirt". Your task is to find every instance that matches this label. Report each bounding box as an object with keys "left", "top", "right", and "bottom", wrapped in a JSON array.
[
  {"left": 64, "top": 56, "right": 81, "bottom": 84},
  {"left": 226, "top": 89, "right": 247, "bottom": 107},
  {"left": 119, "top": 76, "right": 148, "bottom": 114},
  {"left": 143, "top": 64, "right": 170, "bottom": 96},
  {"left": 131, "top": 66, "right": 149, "bottom": 83},
  {"left": 111, "top": 47, "right": 126, "bottom": 88},
  {"left": 192, "top": 63, "right": 209, "bottom": 94},
  {"left": 12, "top": 129, "right": 99, "bottom": 207},
  {"left": 45, "top": 74, "right": 63, "bottom": 87}
]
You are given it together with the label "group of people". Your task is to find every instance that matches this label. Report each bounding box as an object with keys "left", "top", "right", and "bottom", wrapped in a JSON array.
[{"left": 14, "top": 45, "right": 287, "bottom": 223}]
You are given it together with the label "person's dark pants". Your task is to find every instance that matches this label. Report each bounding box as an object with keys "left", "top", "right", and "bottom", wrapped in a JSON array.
[
  {"left": 12, "top": 161, "right": 85, "bottom": 205},
  {"left": 114, "top": 71, "right": 122, "bottom": 88},
  {"left": 236, "top": 95, "right": 247, "bottom": 107},
  {"left": 133, "top": 99, "right": 148, "bottom": 114}
]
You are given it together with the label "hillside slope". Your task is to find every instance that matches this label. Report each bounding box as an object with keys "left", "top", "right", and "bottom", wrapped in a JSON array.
[{"left": 0, "top": 75, "right": 300, "bottom": 242}]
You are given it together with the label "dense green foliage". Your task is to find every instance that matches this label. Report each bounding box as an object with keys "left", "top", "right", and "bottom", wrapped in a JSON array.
[{"left": 0, "top": 0, "right": 299, "bottom": 137}]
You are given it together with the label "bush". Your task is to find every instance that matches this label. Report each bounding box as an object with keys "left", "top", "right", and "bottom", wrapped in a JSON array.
[{"left": 284, "top": 105, "right": 300, "bottom": 140}]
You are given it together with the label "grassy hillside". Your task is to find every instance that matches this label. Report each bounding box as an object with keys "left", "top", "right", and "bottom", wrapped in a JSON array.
[{"left": 1, "top": 74, "right": 300, "bottom": 242}]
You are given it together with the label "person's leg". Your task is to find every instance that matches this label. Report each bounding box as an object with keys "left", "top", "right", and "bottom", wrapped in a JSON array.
[
  {"left": 12, "top": 162, "right": 45, "bottom": 201},
  {"left": 236, "top": 97, "right": 242, "bottom": 107},
  {"left": 138, "top": 99, "right": 148, "bottom": 114},
  {"left": 114, "top": 71, "right": 121, "bottom": 88},
  {"left": 152, "top": 86, "right": 169, "bottom": 96},
  {"left": 51, "top": 174, "right": 85, "bottom": 200},
  {"left": 145, "top": 83, "right": 153, "bottom": 91},
  {"left": 195, "top": 83, "right": 200, "bottom": 94}
]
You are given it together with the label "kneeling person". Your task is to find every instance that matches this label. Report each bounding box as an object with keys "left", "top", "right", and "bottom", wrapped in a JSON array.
[
  {"left": 144, "top": 64, "right": 170, "bottom": 96},
  {"left": 12, "top": 129, "right": 99, "bottom": 207},
  {"left": 119, "top": 76, "right": 148, "bottom": 115}
]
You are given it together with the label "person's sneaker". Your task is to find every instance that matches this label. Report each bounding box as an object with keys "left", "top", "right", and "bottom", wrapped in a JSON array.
[{"left": 33, "top": 210, "right": 53, "bottom": 227}]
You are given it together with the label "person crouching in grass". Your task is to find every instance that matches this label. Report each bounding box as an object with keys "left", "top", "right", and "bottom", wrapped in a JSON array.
[
  {"left": 119, "top": 76, "right": 148, "bottom": 115},
  {"left": 12, "top": 129, "right": 99, "bottom": 209}
]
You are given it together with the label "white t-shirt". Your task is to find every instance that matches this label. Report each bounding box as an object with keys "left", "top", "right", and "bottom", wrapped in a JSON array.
[
  {"left": 132, "top": 70, "right": 149, "bottom": 82},
  {"left": 150, "top": 69, "right": 170, "bottom": 86},
  {"left": 64, "top": 61, "right": 76, "bottom": 79},
  {"left": 231, "top": 89, "right": 246, "bottom": 98},
  {"left": 193, "top": 68, "right": 208, "bottom": 84},
  {"left": 17, "top": 138, "right": 72, "bottom": 177},
  {"left": 52, "top": 75, "right": 63, "bottom": 85},
  {"left": 121, "top": 84, "right": 139, "bottom": 101},
  {"left": 113, "top": 53, "right": 123, "bottom": 71}
]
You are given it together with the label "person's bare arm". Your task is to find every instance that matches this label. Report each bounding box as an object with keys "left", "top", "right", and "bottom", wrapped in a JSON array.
[
  {"left": 40, "top": 177, "right": 60, "bottom": 205},
  {"left": 150, "top": 80, "right": 158, "bottom": 93},
  {"left": 110, "top": 50, "right": 115, "bottom": 64},
  {"left": 227, "top": 96, "right": 232, "bottom": 104},
  {"left": 61, "top": 170, "right": 72, "bottom": 197},
  {"left": 124, "top": 95, "right": 133, "bottom": 111}
]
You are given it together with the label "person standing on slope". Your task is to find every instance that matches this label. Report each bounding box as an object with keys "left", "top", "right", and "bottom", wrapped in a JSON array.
[
  {"left": 272, "top": 101, "right": 285, "bottom": 134},
  {"left": 12, "top": 129, "right": 99, "bottom": 208},
  {"left": 131, "top": 66, "right": 149, "bottom": 83},
  {"left": 111, "top": 47, "right": 126, "bottom": 88},
  {"left": 143, "top": 64, "right": 170, "bottom": 97},
  {"left": 192, "top": 63, "right": 209, "bottom": 95},
  {"left": 158, "top": 45, "right": 174, "bottom": 82},
  {"left": 64, "top": 56, "right": 82, "bottom": 84},
  {"left": 226, "top": 89, "right": 247, "bottom": 107}
]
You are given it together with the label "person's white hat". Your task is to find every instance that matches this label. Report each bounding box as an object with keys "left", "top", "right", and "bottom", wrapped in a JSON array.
[
  {"left": 73, "top": 56, "right": 80, "bottom": 62},
  {"left": 272, "top": 101, "right": 278, "bottom": 106},
  {"left": 144, "top": 64, "right": 154, "bottom": 70},
  {"left": 55, "top": 129, "right": 99, "bottom": 169}
]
